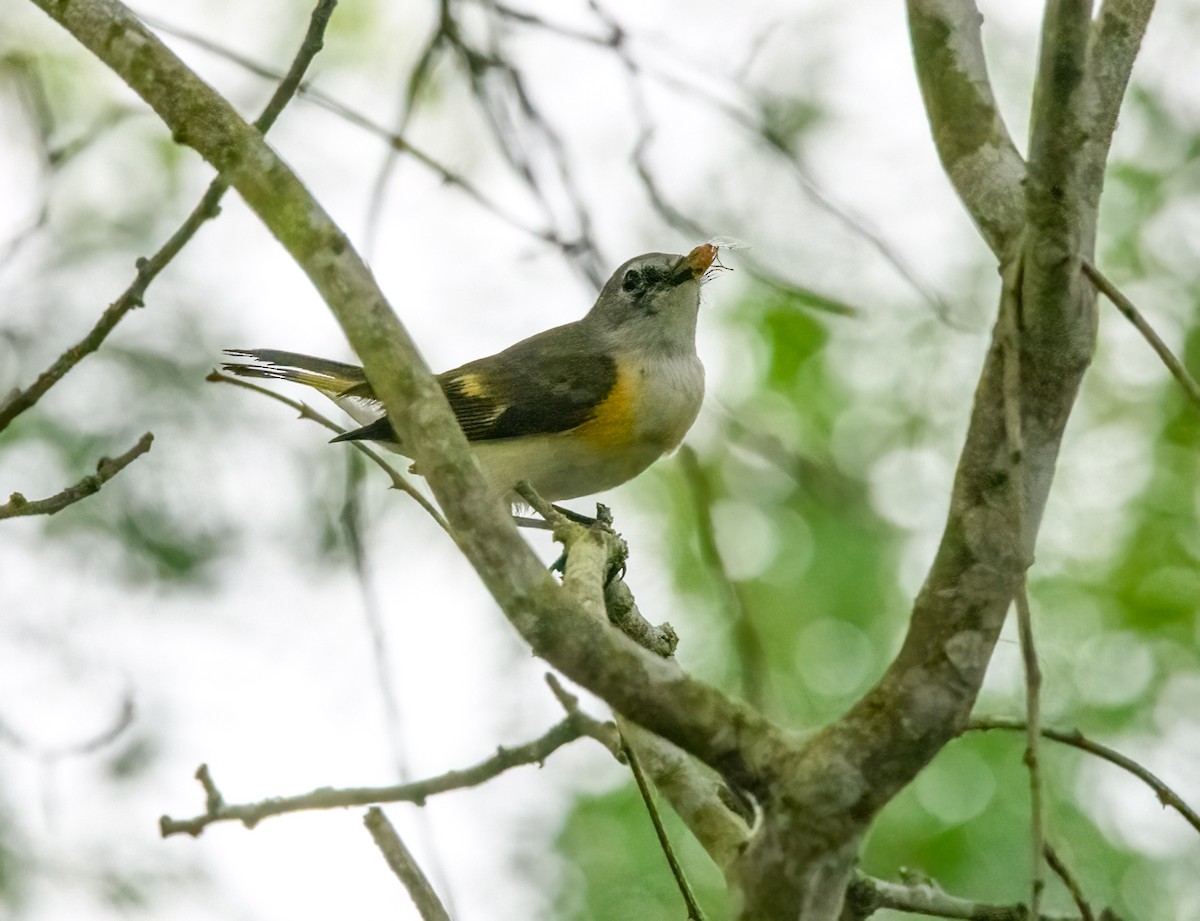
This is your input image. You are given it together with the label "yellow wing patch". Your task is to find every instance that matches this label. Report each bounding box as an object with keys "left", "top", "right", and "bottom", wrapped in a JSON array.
[
  {"left": 573, "top": 363, "right": 638, "bottom": 451},
  {"left": 454, "top": 372, "right": 490, "bottom": 399}
]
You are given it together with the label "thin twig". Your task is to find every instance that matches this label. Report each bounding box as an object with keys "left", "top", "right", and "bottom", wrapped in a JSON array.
[
  {"left": 1082, "top": 257, "right": 1200, "bottom": 411},
  {"left": 340, "top": 457, "right": 460, "bottom": 916},
  {"left": 545, "top": 0, "right": 944, "bottom": 321},
  {"left": 341, "top": 455, "right": 412, "bottom": 777},
  {"left": 140, "top": 13, "right": 565, "bottom": 250},
  {"left": 621, "top": 734, "right": 707, "bottom": 921},
  {"left": 1000, "top": 250, "right": 1045, "bottom": 919},
  {"left": 1016, "top": 580, "right": 1046, "bottom": 918},
  {"left": 206, "top": 370, "right": 451, "bottom": 535},
  {"left": 966, "top": 718, "right": 1200, "bottom": 835},
  {"left": 0, "top": 432, "right": 153, "bottom": 519},
  {"left": 843, "top": 873, "right": 1080, "bottom": 921},
  {"left": 1044, "top": 844, "right": 1095, "bottom": 921},
  {"left": 362, "top": 0, "right": 452, "bottom": 258},
  {"left": 159, "top": 704, "right": 616, "bottom": 837},
  {"left": 677, "top": 446, "right": 770, "bottom": 709},
  {"left": 0, "top": 0, "right": 338, "bottom": 433},
  {"left": 364, "top": 807, "right": 452, "bottom": 921}
]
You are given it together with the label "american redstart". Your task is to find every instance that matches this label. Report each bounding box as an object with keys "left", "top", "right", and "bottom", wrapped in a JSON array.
[{"left": 223, "top": 243, "right": 720, "bottom": 503}]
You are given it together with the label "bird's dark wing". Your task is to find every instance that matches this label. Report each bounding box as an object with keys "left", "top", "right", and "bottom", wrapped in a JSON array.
[
  {"left": 332, "top": 322, "right": 616, "bottom": 445},
  {"left": 440, "top": 323, "right": 617, "bottom": 442}
]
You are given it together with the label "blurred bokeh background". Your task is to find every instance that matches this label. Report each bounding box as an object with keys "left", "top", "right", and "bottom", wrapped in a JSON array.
[{"left": 1, "top": 0, "right": 1198, "bottom": 918}]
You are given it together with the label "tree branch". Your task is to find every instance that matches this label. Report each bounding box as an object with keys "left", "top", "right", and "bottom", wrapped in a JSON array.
[
  {"left": 524, "top": 493, "right": 751, "bottom": 871},
  {"left": 0, "top": 0, "right": 337, "bottom": 433},
  {"left": 1044, "top": 844, "right": 1096, "bottom": 921},
  {"left": 0, "top": 432, "right": 152, "bottom": 519},
  {"left": 966, "top": 718, "right": 1200, "bottom": 835},
  {"left": 844, "top": 873, "right": 1080, "bottom": 921},
  {"left": 906, "top": 0, "right": 1025, "bottom": 256},
  {"left": 364, "top": 807, "right": 452, "bottom": 921},
  {"left": 678, "top": 446, "right": 771, "bottom": 710},
  {"left": 622, "top": 733, "right": 708, "bottom": 921},
  {"left": 1015, "top": 581, "right": 1046, "bottom": 918},
  {"left": 1022, "top": 0, "right": 1099, "bottom": 360},
  {"left": 1080, "top": 258, "right": 1200, "bottom": 410},
  {"left": 159, "top": 704, "right": 618, "bottom": 838},
  {"left": 1083, "top": 0, "right": 1156, "bottom": 202}
]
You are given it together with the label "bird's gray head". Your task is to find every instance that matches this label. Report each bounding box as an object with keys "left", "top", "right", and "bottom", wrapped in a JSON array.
[{"left": 585, "top": 246, "right": 716, "bottom": 356}]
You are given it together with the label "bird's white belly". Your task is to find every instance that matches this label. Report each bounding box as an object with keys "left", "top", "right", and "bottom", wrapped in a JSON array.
[{"left": 474, "top": 353, "right": 704, "bottom": 502}]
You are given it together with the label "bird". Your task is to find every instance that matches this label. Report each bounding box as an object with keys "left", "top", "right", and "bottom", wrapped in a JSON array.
[{"left": 222, "top": 243, "right": 720, "bottom": 506}]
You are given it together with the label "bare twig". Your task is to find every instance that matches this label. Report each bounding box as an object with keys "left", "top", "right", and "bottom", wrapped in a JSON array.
[
  {"left": 999, "top": 244, "right": 1045, "bottom": 919},
  {"left": 159, "top": 705, "right": 616, "bottom": 837},
  {"left": 1044, "top": 844, "right": 1096, "bottom": 921},
  {"left": 363, "top": 0, "right": 452, "bottom": 257},
  {"left": 1082, "top": 258, "right": 1200, "bottom": 410},
  {"left": 364, "top": 807, "right": 452, "bottom": 921},
  {"left": 966, "top": 718, "right": 1200, "bottom": 835},
  {"left": 339, "top": 454, "right": 458, "bottom": 915},
  {"left": 341, "top": 456, "right": 413, "bottom": 777},
  {"left": 0, "top": 432, "right": 153, "bottom": 519},
  {"left": 206, "top": 370, "right": 451, "bottom": 535},
  {"left": 629, "top": 100, "right": 862, "bottom": 319},
  {"left": 141, "top": 13, "right": 556, "bottom": 247},
  {"left": 0, "top": 0, "right": 338, "bottom": 433},
  {"left": 843, "top": 873, "right": 1080, "bottom": 920},
  {"left": 1016, "top": 580, "right": 1045, "bottom": 918},
  {"left": 567, "top": 0, "right": 941, "bottom": 320},
  {"left": 678, "top": 446, "right": 770, "bottom": 709},
  {"left": 622, "top": 733, "right": 707, "bottom": 921}
]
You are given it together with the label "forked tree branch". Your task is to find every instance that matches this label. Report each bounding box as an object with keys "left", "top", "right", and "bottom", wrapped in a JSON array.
[{"left": 718, "top": 2, "right": 1155, "bottom": 917}]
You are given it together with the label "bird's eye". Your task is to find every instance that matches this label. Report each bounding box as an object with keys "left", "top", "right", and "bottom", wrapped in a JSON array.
[{"left": 622, "top": 269, "right": 642, "bottom": 292}]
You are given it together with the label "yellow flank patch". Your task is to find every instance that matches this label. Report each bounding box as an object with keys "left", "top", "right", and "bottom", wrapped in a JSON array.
[
  {"left": 454, "top": 372, "right": 489, "bottom": 399},
  {"left": 574, "top": 363, "right": 638, "bottom": 451}
]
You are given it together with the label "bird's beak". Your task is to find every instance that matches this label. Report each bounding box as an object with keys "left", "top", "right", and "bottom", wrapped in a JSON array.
[{"left": 671, "top": 243, "right": 718, "bottom": 285}]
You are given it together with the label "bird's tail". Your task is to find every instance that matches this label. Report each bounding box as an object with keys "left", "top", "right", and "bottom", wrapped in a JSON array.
[{"left": 221, "top": 349, "right": 376, "bottom": 401}]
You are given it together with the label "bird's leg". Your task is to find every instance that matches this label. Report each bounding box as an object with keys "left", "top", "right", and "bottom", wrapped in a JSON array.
[{"left": 551, "top": 504, "right": 595, "bottom": 526}]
